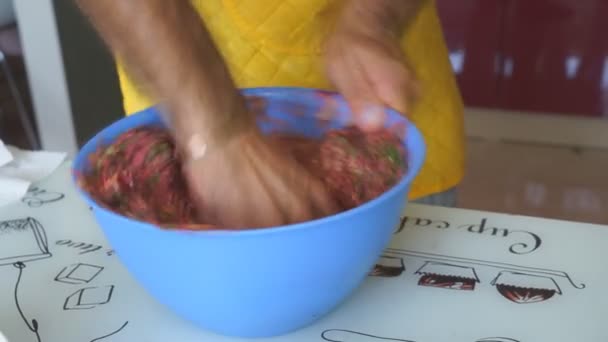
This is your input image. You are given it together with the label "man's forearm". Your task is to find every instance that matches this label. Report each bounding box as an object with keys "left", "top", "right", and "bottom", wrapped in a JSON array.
[
  {"left": 75, "top": 0, "right": 249, "bottom": 149},
  {"left": 340, "top": 0, "right": 424, "bottom": 37}
]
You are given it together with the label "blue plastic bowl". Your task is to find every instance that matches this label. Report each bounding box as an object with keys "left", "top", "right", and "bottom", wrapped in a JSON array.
[{"left": 71, "top": 87, "right": 426, "bottom": 338}]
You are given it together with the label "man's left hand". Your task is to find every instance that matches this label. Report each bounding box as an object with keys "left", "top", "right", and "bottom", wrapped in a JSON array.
[{"left": 323, "top": 2, "right": 419, "bottom": 131}]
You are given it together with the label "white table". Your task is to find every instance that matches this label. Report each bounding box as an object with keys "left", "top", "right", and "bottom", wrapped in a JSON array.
[{"left": 0, "top": 162, "right": 606, "bottom": 342}]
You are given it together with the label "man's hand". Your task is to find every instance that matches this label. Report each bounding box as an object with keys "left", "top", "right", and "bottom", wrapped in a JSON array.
[
  {"left": 75, "top": 0, "right": 338, "bottom": 229},
  {"left": 183, "top": 128, "right": 339, "bottom": 229},
  {"left": 324, "top": 0, "right": 422, "bottom": 131}
]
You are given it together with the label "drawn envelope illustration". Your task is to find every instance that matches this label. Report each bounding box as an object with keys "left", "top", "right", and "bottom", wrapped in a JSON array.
[
  {"left": 64, "top": 285, "right": 115, "bottom": 310},
  {"left": 415, "top": 261, "right": 479, "bottom": 291},
  {"left": 370, "top": 256, "right": 406, "bottom": 277},
  {"left": 0, "top": 217, "right": 51, "bottom": 266},
  {"left": 491, "top": 271, "right": 561, "bottom": 304},
  {"left": 55, "top": 263, "right": 104, "bottom": 285}
]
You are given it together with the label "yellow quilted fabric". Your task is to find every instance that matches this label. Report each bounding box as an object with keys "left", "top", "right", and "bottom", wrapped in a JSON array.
[{"left": 115, "top": 0, "right": 465, "bottom": 200}]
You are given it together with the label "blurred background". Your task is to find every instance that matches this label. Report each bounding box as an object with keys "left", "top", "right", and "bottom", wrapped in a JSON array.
[{"left": 1, "top": 0, "right": 607, "bottom": 224}]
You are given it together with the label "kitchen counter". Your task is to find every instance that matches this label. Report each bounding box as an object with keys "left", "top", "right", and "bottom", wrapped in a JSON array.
[{"left": 0, "top": 162, "right": 606, "bottom": 342}]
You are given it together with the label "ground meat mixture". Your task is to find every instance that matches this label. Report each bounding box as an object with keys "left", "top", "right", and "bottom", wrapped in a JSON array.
[
  {"left": 81, "top": 127, "right": 198, "bottom": 225},
  {"left": 80, "top": 125, "right": 407, "bottom": 230},
  {"left": 315, "top": 127, "right": 407, "bottom": 209}
]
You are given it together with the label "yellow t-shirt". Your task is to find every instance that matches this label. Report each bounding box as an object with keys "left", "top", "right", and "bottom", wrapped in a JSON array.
[{"left": 115, "top": 0, "right": 465, "bottom": 200}]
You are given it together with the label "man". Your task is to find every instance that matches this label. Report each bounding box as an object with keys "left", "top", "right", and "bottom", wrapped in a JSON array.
[{"left": 75, "top": 0, "right": 465, "bottom": 228}]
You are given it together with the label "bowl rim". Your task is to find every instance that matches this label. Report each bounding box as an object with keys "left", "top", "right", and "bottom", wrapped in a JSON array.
[{"left": 71, "top": 86, "right": 427, "bottom": 237}]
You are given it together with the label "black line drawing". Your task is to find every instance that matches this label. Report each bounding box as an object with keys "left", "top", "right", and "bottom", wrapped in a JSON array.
[
  {"left": 370, "top": 255, "right": 405, "bottom": 277},
  {"left": 55, "top": 263, "right": 104, "bottom": 285},
  {"left": 64, "top": 285, "right": 115, "bottom": 310},
  {"left": 415, "top": 261, "right": 479, "bottom": 291},
  {"left": 55, "top": 239, "right": 105, "bottom": 255},
  {"left": 0, "top": 218, "right": 52, "bottom": 265},
  {"left": 21, "top": 187, "right": 65, "bottom": 207},
  {"left": 385, "top": 248, "right": 585, "bottom": 290},
  {"left": 89, "top": 321, "right": 129, "bottom": 342},
  {"left": 13, "top": 262, "right": 41, "bottom": 342},
  {"left": 0, "top": 218, "right": 51, "bottom": 342},
  {"left": 476, "top": 338, "right": 520, "bottom": 342},
  {"left": 322, "top": 329, "right": 415, "bottom": 342},
  {"left": 491, "top": 271, "right": 561, "bottom": 304}
]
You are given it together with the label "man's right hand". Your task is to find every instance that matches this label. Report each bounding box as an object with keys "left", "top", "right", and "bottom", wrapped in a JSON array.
[
  {"left": 75, "top": 0, "right": 338, "bottom": 229},
  {"left": 182, "top": 126, "right": 339, "bottom": 229}
]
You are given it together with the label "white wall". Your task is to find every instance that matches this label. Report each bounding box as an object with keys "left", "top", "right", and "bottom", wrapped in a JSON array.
[{"left": 13, "top": 0, "right": 77, "bottom": 155}]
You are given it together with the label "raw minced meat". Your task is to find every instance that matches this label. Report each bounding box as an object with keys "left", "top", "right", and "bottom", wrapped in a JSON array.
[{"left": 80, "top": 125, "right": 407, "bottom": 229}]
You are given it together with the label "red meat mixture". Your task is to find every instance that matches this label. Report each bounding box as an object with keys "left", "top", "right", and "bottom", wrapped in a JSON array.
[{"left": 80, "top": 126, "right": 408, "bottom": 229}]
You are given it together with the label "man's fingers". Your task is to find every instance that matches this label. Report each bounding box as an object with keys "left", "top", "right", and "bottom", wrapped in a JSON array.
[
  {"left": 326, "top": 52, "right": 382, "bottom": 130},
  {"left": 242, "top": 145, "right": 292, "bottom": 228},
  {"left": 373, "top": 61, "right": 418, "bottom": 116},
  {"left": 355, "top": 104, "right": 387, "bottom": 132},
  {"left": 269, "top": 163, "right": 316, "bottom": 225},
  {"left": 240, "top": 182, "right": 286, "bottom": 228},
  {"left": 308, "top": 177, "right": 341, "bottom": 218}
]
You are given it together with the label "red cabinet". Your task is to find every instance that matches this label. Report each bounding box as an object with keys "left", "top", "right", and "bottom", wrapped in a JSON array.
[
  {"left": 437, "top": 0, "right": 505, "bottom": 108},
  {"left": 436, "top": 0, "right": 608, "bottom": 117}
]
